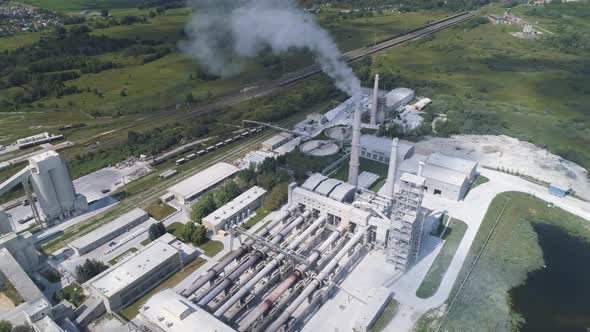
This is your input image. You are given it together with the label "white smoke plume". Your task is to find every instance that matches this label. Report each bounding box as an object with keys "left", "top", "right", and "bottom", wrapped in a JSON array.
[{"left": 180, "top": 0, "right": 361, "bottom": 98}]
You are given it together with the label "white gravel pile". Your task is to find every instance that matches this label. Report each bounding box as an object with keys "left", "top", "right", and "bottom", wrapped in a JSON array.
[{"left": 416, "top": 135, "right": 590, "bottom": 200}]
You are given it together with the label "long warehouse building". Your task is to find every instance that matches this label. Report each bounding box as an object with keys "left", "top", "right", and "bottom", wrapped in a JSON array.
[
  {"left": 202, "top": 186, "right": 267, "bottom": 233},
  {"left": 69, "top": 208, "right": 149, "bottom": 256},
  {"left": 87, "top": 239, "right": 182, "bottom": 312},
  {"left": 167, "top": 162, "right": 239, "bottom": 205}
]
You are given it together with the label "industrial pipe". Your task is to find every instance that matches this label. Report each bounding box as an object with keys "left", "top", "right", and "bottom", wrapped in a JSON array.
[
  {"left": 181, "top": 207, "right": 293, "bottom": 297},
  {"left": 197, "top": 211, "right": 310, "bottom": 306},
  {"left": 213, "top": 216, "right": 326, "bottom": 317},
  {"left": 266, "top": 228, "right": 366, "bottom": 332},
  {"left": 238, "top": 224, "right": 347, "bottom": 331}
]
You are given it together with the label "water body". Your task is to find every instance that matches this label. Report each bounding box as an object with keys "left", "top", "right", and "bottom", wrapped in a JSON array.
[{"left": 509, "top": 223, "right": 590, "bottom": 332}]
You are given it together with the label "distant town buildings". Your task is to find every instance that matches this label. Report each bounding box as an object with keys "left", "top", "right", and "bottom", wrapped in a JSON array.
[{"left": 0, "top": 4, "right": 61, "bottom": 36}]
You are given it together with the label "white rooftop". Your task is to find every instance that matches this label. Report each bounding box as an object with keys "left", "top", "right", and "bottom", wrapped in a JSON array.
[
  {"left": 426, "top": 153, "right": 477, "bottom": 175},
  {"left": 89, "top": 240, "right": 178, "bottom": 297},
  {"left": 262, "top": 133, "right": 291, "bottom": 148},
  {"left": 168, "top": 162, "right": 239, "bottom": 200},
  {"left": 329, "top": 182, "right": 356, "bottom": 202},
  {"left": 202, "top": 186, "right": 267, "bottom": 225},
  {"left": 315, "top": 178, "right": 342, "bottom": 196},
  {"left": 385, "top": 88, "right": 414, "bottom": 107},
  {"left": 421, "top": 164, "right": 467, "bottom": 187},
  {"left": 360, "top": 135, "right": 414, "bottom": 159},
  {"left": 302, "top": 173, "right": 328, "bottom": 191},
  {"left": 140, "top": 289, "right": 235, "bottom": 332},
  {"left": 400, "top": 172, "right": 426, "bottom": 186},
  {"left": 69, "top": 208, "right": 148, "bottom": 250}
]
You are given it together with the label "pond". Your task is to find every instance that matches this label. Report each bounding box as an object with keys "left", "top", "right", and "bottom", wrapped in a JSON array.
[{"left": 509, "top": 223, "right": 590, "bottom": 332}]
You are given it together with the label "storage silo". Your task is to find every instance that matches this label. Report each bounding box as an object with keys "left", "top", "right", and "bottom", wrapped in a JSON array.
[{"left": 28, "top": 151, "right": 87, "bottom": 223}]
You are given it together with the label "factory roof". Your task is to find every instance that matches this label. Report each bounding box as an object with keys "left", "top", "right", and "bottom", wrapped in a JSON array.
[
  {"left": 69, "top": 208, "right": 148, "bottom": 250},
  {"left": 167, "top": 162, "right": 239, "bottom": 200},
  {"left": 0, "top": 249, "right": 45, "bottom": 303},
  {"left": 33, "top": 317, "right": 63, "bottom": 332},
  {"left": 360, "top": 135, "right": 414, "bottom": 159},
  {"left": 140, "top": 289, "right": 235, "bottom": 332},
  {"left": 398, "top": 154, "right": 428, "bottom": 175},
  {"left": 89, "top": 240, "right": 178, "bottom": 297},
  {"left": 261, "top": 133, "right": 291, "bottom": 149},
  {"left": 302, "top": 173, "right": 328, "bottom": 191},
  {"left": 202, "top": 186, "right": 267, "bottom": 225},
  {"left": 385, "top": 88, "right": 414, "bottom": 108},
  {"left": 315, "top": 178, "right": 342, "bottom": 196},
  {"left": 329, "top": 182, "right": 356, "bottom": 202},
  {"left": 400, "top": 172, "right": 426, "bottom": 186},
  {"left": 426, "top": 153, "right": 477, "bottom": 175},
  {"left": 421, "top": 164, "right": 467, "bottom": 187},
  {"left": 357, "top": 172, "right": 380, "bottom": 190}
]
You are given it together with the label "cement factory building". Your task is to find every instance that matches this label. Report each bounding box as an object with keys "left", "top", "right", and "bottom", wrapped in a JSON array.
[{"left": 167, "top": 162, "right": 239, "bottom": 204}]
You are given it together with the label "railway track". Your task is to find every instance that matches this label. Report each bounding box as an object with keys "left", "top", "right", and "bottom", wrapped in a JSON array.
[{"left": 178, "top": 11, "right": 475, "bottom": 121}]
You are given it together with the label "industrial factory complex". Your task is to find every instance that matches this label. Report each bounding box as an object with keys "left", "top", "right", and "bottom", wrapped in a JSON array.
[{"left": 0, "top": 71, "right": 588, "bottom": 332}]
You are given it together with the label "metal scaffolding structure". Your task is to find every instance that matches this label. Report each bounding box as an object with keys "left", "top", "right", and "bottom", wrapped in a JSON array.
[{"left": 387, "top": 173, "right": 425, "bottom": 271}]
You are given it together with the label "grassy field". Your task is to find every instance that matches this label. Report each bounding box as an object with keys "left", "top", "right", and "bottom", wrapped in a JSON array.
[
  {"left": 144, "top": 200, "right": 176, "bottom": 221},
  {"left": 0, "top": 280, "right": 23, "bottom": 305},
  {"left": 424, "top": 192, "right": 590, "bottom": 331},
  {"left": 372, "top": 8, "right": 590, "bottom": 170},
  {"left": 369, "top": 299, "right": 399, "bottom": 332},
  {"left": 120, "top": 256, "right": 206, "bottom": 320},
  {"left": 21, "top": 0, "right": 141, "bottom": 11},
  {"left": 465, "top": 175, "right": 489, "bottom": 197},
  {"left": 165, "top": 222, "right": 184, "bottom": 239},
  {"left": 53, "top": 283, "right": 86, "bottom": 307},
  {"left": 416, "top": 218, "right": 467, "bottom": 299},
  {"left": 198, "top": 239, "right": 223, "bottom": 258},
  {"left": 107, "top": 247, "right": 138, "bottom": 265}
]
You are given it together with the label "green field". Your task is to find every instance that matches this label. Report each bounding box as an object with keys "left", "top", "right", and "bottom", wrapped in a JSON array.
[
  {"left": 198, "top": 238, "right": 223, "bottom": 258},
  {"left": 22, "top": 0, "right": 142, "bottom": 11},
  {"left": 242, "top": 207, "right": 270, "bottom": 230},
  {"left": 372, "top": 6, "right": 590, "bottom": 169},
  {"left": 416, "top": 218, "right": 467, "bottom": 299},
  {"left": 144, "top": 201, "right": 176, "bottom": 221},
  {"left": 420, "top": 192, "right": 590, "bottom": 331}
]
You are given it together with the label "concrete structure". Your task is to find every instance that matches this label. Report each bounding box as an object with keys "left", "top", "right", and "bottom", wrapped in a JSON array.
[
  {"left": 29, "top": 151, "right": 88, "bottom": 224},
  {"left": 348, "top": 104, "right": 362, "bottom": 187},
  {"left": 385, "top": 88, "right": 414, "bottom": 110},
  {"left": 420, "top": 153, "right": 477, "bottom": 201},
  {"left": 88, "top": 239, "right": 182, "bottom": 312},
  {"left": 382, "top": 138, "right": 399, "bottom": 198},
  {"left": 167, "top": 162, "right": 239, "bottom": 204},
  {"left": 69, "top": 208, "right": 149, "bottom": 256},
  {"left": 0, "top": 231, "right": 39, "bottom": 272},
  {"left": 370, "top": 74, "right": 380, "bottom": 126},
  {"left": 0, "top": 248, "right": 45, "bottom": 303},
  {"left": 549, "top": 183, "right": 570, "bottom": 198},
  {"left": 261, "top": 132, "right": 293, "bottom": 151},
  {"left": 360, "top": 134, "right": 414, "bottom": 164},
  {"left": 0, "top": 208, "right": 14, "bottom": 235},
  {"left": 387, "top": 173, "right": 426, "bottom": 271},
  {"left": 139, "top": 289, "right": 235, "bottom": 332},
  {"left": 306, "top": 113, "right": 328, "bottom": 125},
  {"left": 202, "top": 186, "right": 267, "bottom": 233}
]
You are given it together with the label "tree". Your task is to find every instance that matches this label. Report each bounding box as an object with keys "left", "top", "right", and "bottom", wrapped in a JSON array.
[
  {"left": 192, "top": 224, "right": 208, "bottom": 245},
  {"left": 0, "top": 321, "right": 12, "bottom": 332},
  {"left": 100, "top": 8, "right": 109, "bottom": 17},
  {"left": 263, "top": 182, "right": 288, "bottom": 211},
  {"left": 149, "top": 11, "right": 156, "bottom": 18},
  {"left": 181, "top": 222, "right": 197, "bottom": 243},
  {"left": 120, "top": 89, "right": 127, "bottom": 97},
  {"left": 149, "top": 222, "right": 166, "bottom": 241},
  {"left": 190, "top": 192, "right": 216, "bottom": 223},
  {"left": 185, "top": 92, "right": 195, "bottom": 104},
  {"left": 75, "top": 259, "right": 108, "bottom": 283}
]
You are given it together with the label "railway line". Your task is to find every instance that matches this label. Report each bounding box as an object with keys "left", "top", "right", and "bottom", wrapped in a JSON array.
[{"left": 180, "top": 11, "right": 475, "bottom": 121}]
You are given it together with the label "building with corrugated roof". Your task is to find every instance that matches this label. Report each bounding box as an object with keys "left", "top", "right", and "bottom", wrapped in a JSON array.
[
  {"left": 167, "top": 162, "right": 239, "bottom": 204},
  {"left": 202, "top": 186, "right": 267, "bottom": 233}
]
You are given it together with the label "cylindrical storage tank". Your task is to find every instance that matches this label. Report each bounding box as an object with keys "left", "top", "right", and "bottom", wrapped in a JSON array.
[
  {"left": 30, "top": 155, "right": 62, "bottom": 220},
  {"left": 51, "top": 156, "right": 77, "bottom": 211}
]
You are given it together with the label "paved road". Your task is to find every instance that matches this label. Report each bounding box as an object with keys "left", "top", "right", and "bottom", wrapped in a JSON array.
[{"left": 386, "top": 168, "right": 590, "bottom": 331}]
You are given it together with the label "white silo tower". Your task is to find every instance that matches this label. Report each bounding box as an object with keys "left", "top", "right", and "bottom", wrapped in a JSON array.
[{"left": 28, "top": 151, "right": 88, "bottom": 223}]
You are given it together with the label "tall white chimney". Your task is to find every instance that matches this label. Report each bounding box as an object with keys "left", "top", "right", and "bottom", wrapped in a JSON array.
[
  {"left": 418, "top": 161, "right": 425, "bottom": 177},
  {"left": 348, "top": 104, "right": 361, "bottom": 188},
  {"left": 370, "top": 74, "right": 379, "bottom": 126},
  {"left": 384, "top": 138, "right": 398, "bottom": 197}
]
